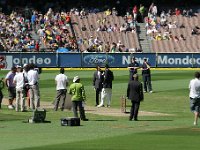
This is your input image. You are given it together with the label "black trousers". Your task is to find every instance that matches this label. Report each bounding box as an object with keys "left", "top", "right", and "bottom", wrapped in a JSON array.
[
  {"left": 0, "top": 90, "right": 3, "bottom": 108},
  {"left": 95, "top": 88, "right": 101, "bottom": 105},
  {"left": 142, "top": 74, "right": 152, "bottom": 92},
  {"left": 54, "top": 89, "right": 67, "bottom": 110},
  {"left": 130, "top": 101, "right": 140, "bottom": 120},
  {"left": 72, "top": 101, "right": 86, "bottom": 120}
]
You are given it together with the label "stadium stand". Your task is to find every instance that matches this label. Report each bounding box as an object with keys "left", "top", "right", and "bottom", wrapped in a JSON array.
[
  {"left": 71, "top": 9, "right": 140, "bottom": 52},
  {"left": 147, "top": 5, "right": 200, "bottom": 53},
  {"left": 1, "top": 0, "right": 200, "bottom": 53}
]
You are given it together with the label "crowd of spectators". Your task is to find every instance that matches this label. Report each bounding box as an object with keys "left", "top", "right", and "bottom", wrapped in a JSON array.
[
  {"left": 145, "top": 3, "right": 199, "bottom": 43},
  {"left": 0, "top": 11, "right": 35, "bottom": 52},
  {"left": 33, "top": 8, "right": 78, "bottom": 52},
  {"left": 72, "top": 6, "right": 141, "bottom": 53},
  {"left": 0, "top": 7, "right": 79, "bottom": 52}
]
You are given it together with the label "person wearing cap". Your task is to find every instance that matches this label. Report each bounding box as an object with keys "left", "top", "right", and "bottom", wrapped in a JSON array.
[
  {"left": 127, "top": 74, "right": 144, "bottom": 121},
  {"left": 142, "top": 58, "right": 153, "bottom": 93},
  {"left": 93, "top": 65, "right": 104, "bottom": 106},
  {"left": 69, "top": 76, "right": 88, "bottom": 121},
  {"left": 5, "top": 66, "right": 17, "bottom": 109},
  {"left": 13, "top": 67, "right": 26, "bottom": 112},
  {"left": 54, "top": 68, "right": 69, "bottom": 111},
  {"left": 98, "top": 64, "right": 114, "bottom": 107},
  {"left": 27, "top": 63, "right": 40, "bottom": 110},
  {"left": 23, "top": 64, "right": 30, "bottom": 108},
  {"left": 128, "top": 57, "right": 140, "bottom": 80}
]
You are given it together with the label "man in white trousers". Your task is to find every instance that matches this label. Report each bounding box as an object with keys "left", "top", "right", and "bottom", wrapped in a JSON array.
[
  {"left": 98, "top": 64, "right": 114, "bottom": 107},
  {"left": 13, "top": 66, "right": 25, "bottom": 112},
  {"left": 27, "top": 63, "right": 40, "bottom": 110}
]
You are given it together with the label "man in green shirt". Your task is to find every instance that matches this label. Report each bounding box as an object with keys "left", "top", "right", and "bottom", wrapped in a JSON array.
[{"left": 69, "top": 76, "right": 88, "bottom": 121}]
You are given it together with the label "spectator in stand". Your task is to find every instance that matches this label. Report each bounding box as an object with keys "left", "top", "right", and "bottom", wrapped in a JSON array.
[
  {"left": 110, "top": 42, "right": 117, "bottom": 53},
  {"left": 160, "top": 11, "right": 167, "bottom": 26},
  {"left": 175, "top": 8, "right": 181, "bottom": 16},
  {"left": 117, "top": 41, "right": 123, "bottom": 50},
  {"left": 120, "top": 24, "right": 127, "bottom": 32},
  {"left": 112, "top": 8, "right": 118, "bottom": 16},
  {"left": 139, "top": 4, "right": 145, "bottom": 22},
  {"left": 113, "top": 24, "right": 120, "bottom": 32},
  {"left": 174, "top": 36, "right": 179, "bottom": 42},
  {"left": 152, "top": 4, "right": 158, "bottom": 16},
  {"left": 31, "top": 11, "right": 37, "bottom": 31},
  {"left": 80, "top": 8, "right": 87, "bottom": 19},
  {"left": 88, "top": 36, "right": 94, "bottom": 48},
  {"left": 191, "top": 28, "right": 199, "bottom": 35},
  {"left": 104, "top": 42, "right": 110, "bottom": 52},
  {"left": 132, "top": 5, "right": 138, "bottom": 21},
  {"left": 168, "top": 22, "right": 177, "bottom": 29},
  {"left": 105, "top": 9, "right": 112, "bottom": 16},
  {"left": 81, "top": 25, "right": 87, "bottom": 31}
]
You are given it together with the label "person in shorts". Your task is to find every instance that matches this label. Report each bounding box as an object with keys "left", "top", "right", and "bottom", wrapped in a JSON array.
[
  {"left": 5, "top": 66, "right": 17, "bottom": 109},
  {"left": 189, "top": 72, "right": 200, "bottom": 126}
]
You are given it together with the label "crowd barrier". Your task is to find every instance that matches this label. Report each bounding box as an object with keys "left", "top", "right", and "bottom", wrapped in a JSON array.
[{"left": 1, "top": 52, "right": 200, "bottom": 69}]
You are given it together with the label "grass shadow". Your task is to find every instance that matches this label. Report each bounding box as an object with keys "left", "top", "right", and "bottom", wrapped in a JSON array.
[
  {"left": 138, "top": 119, "right": 173, "bottom": 122},
  {"left": 92, "top": 119, "right": 118, "bottom": 122}
]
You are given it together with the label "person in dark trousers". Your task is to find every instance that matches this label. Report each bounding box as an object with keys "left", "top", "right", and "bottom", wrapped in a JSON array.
[
  {"left": 127, "top": 74, "right": 144, "bottom": 121},
  {"left": 128, "top": 57, "right": 139, "bottom": 80},
  {"left": 54, "top": 68, "right": 69, "bottom": 111},
  {"left": 69, "top": 76, "right": 88, "bottom": 121},
  {"left": 98, "top": 64, "right": 114, "bottom": 107},
  {"left": 0, "top": 77, "right": 4, "bottom": 109},
  {"left": 93, "top": 65, "right": 104, "bottom": 106},
  {"left": 142, "top": 58, "right": 153, "bottom": 93}
]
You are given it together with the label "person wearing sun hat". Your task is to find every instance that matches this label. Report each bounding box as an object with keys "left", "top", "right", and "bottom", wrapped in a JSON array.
[{"left": 69, "top": 76, "right": 88, "bottom": 121}]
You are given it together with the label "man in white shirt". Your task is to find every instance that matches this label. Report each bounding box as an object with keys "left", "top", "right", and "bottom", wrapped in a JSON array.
[
  {"left": 189, "top": 72, "right": 200, "bottom": 125},
  {"left": 54, "top": 68, "right": 69, "bottom": 111},
  {"left": 13, "top": 66, "right": 25, "bottom": 112},
  {"left": 27, "top": 63, "right": 40, "bottom": 110}
]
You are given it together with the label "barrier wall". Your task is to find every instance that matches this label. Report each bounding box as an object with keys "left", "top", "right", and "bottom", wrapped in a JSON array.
[{"left": 1, "top": 52, "right": 200, "bottom": 69}]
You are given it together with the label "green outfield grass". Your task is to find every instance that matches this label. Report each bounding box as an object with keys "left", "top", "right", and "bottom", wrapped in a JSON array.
[{"left": 0, "top": 69, "right": 199, "bottom": 150}]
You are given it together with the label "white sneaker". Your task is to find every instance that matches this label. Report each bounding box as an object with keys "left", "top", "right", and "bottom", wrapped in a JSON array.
[
  {"left": 8, "top": 105, "right": 14, "bottom": 110},
  {"left": 149, "top": 91, "right": 153, "bottom": 93},
  {"left": 194, "top": 121, "right": 197, "bottom": 126},
  {"left": 97, "top": 104, "right": 104, "bottom": 108}
]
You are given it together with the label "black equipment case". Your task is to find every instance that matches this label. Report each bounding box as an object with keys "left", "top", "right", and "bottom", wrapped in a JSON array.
[{"left": 61, "top": 117, "right": 80, "bottom": 126}]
